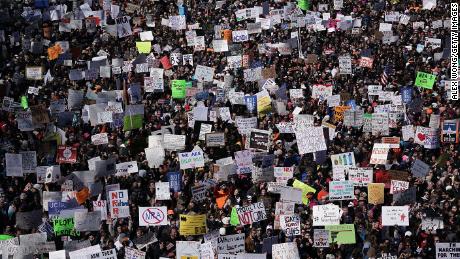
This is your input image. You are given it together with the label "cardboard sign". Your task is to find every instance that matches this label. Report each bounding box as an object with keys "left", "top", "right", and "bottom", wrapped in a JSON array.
[
  {"left": 108, "top": 190, "right": 129, "bottom": 219},
  {"left": 368, "top": 183, "right": 385, "bottom": 204},
  {"left": 236, "top": 202, "right": 267, "bottom": 225},
  {"left": 138, "top": 207, "right": 168, "bottom": 226},
  {"left": 382, "top": 206, "right": 410, "bottom": 226}
]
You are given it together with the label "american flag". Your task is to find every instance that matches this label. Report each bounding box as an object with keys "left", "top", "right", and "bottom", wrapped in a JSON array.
[{"left": 380, "top": 65, "right": 393, "bottom": 86}]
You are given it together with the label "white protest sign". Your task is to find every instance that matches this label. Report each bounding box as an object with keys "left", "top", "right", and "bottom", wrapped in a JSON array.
[
  {"left": 6, "top": 153, "right": 23, "bottom": 177},
  {"left": 108, "top": 190, "right": 129, "bottom": 219},
  {"left": 232, "top": 30, "right": 249, "bottom": 42},
  {"left": 295, "top": 127, "right": 327, "bottom": 154},
  {"left": 217, "top": 234, "right": 245, "bottom": 254},
  {"left": 272, "top": 243, "right": 300, "bottom": 259},
  {"left": 274, "top": 167, "right": 293, "bottom": 184},
  {"left": 280, "top": 215, "right": 301, "bottom": 236},
  {"left": 139, "top": 207, "right": 168, "bottom": 226},
  {"left": 312, "top": 204, "right": 342, "bottom": 226},
  {"left": 93, "top": 200, "right": 108, "bottom": 220},
  {"left": 91, "top": 133, "right": 109, "bottom": 145},
  {"left": 382, "top": 206, "right": 410, "bottom": 226},
  {"left": 348, "top": 168, "right": 373, "bottom": 186},
  {"left": 236, "top": 202, "right": 267, "bottom": 225},
  {"left": 155, "top": 182, "right": 171, "bottom": 200},
  {"left": 329, "top": 181, "right": 354, "bottom": 200},
  {"left": 390, "top": 180, "right": 409, "bottom": 194},
  {"left": 179, "top": 149, "right": 205, "bottom": 169},
  {"left": 370, "top": 143, "right": 390, "bottom": 165},
  {"left": 436, "top": 243, "right": 460, "bottom": 259}
]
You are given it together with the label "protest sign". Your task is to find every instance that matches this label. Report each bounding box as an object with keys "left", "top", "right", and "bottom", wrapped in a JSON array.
[
  {"left": 16, "top": 209, "right": 43, "bottom": 230},
  {"left": 393, "top": 187, "right": 416, "bottom": 205},
  {"left": 370, "top": 143, "right": 390, "bottom": 164},
  {"left": 20, "top": 151, "right": 36, "bottom": 174},
  {"left": 155, "top": 182, "right": 171, "bottom": 200},
  {"left": 415, "top": 71, "right": 436, "bottom": 89},
  {"left": 125, "top": 247, "right": 146, "bottom": 259},
  {"left": 312, "top": 84, "right": 333, "bottom": 100},
  {"left": 235, "top": 150, "right": 253, "bottom": 174},
  {"left": 390, "top": 180, "right": 409, "bottom": 194},
  {"left": 295, "top": 126, "right": 327, "bottom": 154},
  {"left": 179, "top": 149, "right": 205, "bottom": 169},
  {"left": 74, "top": 211, "right": 101, "bottom": 231},
  {"left": 236, "top": 202, "right": 267, "bottom": 225},
  {"left": 348, "top": 168, "right": 373, "bottom": 186},
  {"left": 411, "top": 159, "right": 430, "bottom": 178},
  {"left": 338, "top": 56, "right": 352, "bottom": 74},
  {"left": 436, "top": 243, "right": 460, "bottom": 259},
  {"left": 280, "top": 214, "right": 300, "bottom": 236},
  {"left": 217, "top": 234, "right": 245, "bottom": 254},
  {"left": 272, "top": 242, "right": 300, "bottom": 259},
  {"left": 249, "top": 129, "right": 270, "bottom": 151},
  {"left": 372, "top": 113, "right": 390, "bottom": 136},
  {"left": 26, "top": 66, "right": 43, "bottom": 80},
  {"left": 274, "top": 167, "right": 294, "bottom": 184},
  {"left": 274, "top": 202, "right": 295, "bottom": 229},
  {"left": 6, "top": 153, "right": 23, "bottom": 177},
  {"left": 329, "top": 181, "right": 354, "bottom": 200},
  {"left": 368, "top": 183, "right": 385, "bottom": 204},
  {"left": 57, "top": 146, "right": 78, "bottom": 164},
  {"left": 179, "top": 214, "right": 206, "bottom": 235},
  {"left": 325, "top": 224, "right": 356, "bottom": 244},
  {"left": 115, "top": 161, "right": 138, "bottom": 176},
  {"left": 53, "top": 217, "right": 79, "bottom": 236},
  {"left": 206, "top": 132, "right": 225, "bottom": 147},
  {"left": 191, "top": 185, "right": 208, "bottom": 202},
  {"left": 168, "top": 171, "right": 182, "bottom": 192},
  {"left": 91, "top": 133, "right": 109, "bottom": 145},
  {"left": 441, "top": 120, "right": 459, "bottom": 143},
  {"left": 93, "top": 200, "right": 108, "bottom": 220},
  {"left": 86, "top": 249, "right": 117, "bottom": 259},
  {"left": 312, "top": 203, "right": 342, "bottom": 226},
  {"left": 176, "top": 241, "right": 200, "bottom": 259},
  {"left": 139, "top": 207, "right": 168, "bottom": 226},
  {"left": 109, "top": 190, "right": 129, "bottom": 219},
  {"left": 171, "top": 80, "right": 186, "bottom": 99},
  {"left": 313, "top": 229, "right": 329, "bottom": 247},
  {"left": 331, "top": 152, "right": 355, "bottom": 167},
  {"left": 382, "top": 206, "right": 410, "bottom": 226},
  {"left": 421, "top": 217, "right": 444, "bottom": 231}
]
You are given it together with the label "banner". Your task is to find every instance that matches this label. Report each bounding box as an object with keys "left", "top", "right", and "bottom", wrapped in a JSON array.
[
  {"left": 179, "top": 214, "right": 206, "bottom": 235},
  {"left": 138, "top": 207, "right": 168, "bottom": 226},
  {"left": 109, "top": 190, "right": 129, "bottom": 219},
  {"left": 382, "top": 206, "right": 410, "bottom": 226},
  {"left": 236, "top": 202, "right": 267, "bottom": 225}
]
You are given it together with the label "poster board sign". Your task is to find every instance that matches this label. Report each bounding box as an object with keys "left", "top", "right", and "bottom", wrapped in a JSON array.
[
  {"left": 155, "top": 182, "right": 171, "bottom": 200},
  {"left": 217, "top": 234, "right": 245, "bottom": 254},
  {"left": 236, "top": 202, "right": 267, "bottom": 225},
  {"left": 280, "top": 214, "right": 300, "bottom": 236},
  {"left": 348, "top": 168, "right": 373, "bottom": 186},
  {"left": 435, "top": 243, "right": 460, "bottom": 259},
  {"left": 138, "top": 207, "right": 168, "bottom": 226},
  {"left": 325, "top": 224, "right": 356, "bottom": 244},
  {"left": 329, "top": 181, "right": 354, "bottom": 200},
  {"left": 312, "top": 204, "right": 342, "bottom": 226},
  {"left": 179, "top": 149, "right": 205, "bottom": 169},
  {"left": 382, "top": 206, "right": 410, "bottom": 226},
  {"left": 179, "top": 214, "right": 206, "bottom": 235},
  {"left": 108, "top": 190, "right": 129, "bottom": 219},
  {"left": 272, "top": 242, "right": 300, "bottom": 259}
]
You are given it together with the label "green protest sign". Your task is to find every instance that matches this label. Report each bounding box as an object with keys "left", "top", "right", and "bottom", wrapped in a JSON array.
[
  {"left": 53, "top": 217, "right": 79, "bottom": 236},
  {"left": 21, "top": 96, "right": 28, "bottom": 109},
  {"left": 325, "top": 224, "right": 356, "bottom": 244},
  {"left": 297, "top": 0, "right": 309, "bottom": 11},
  {"left": 414, "top": 71, "right": 436, "bottom": 89},
  {"left": 171, "top": 80, "right": 187, "bottom": 99},
  {"left": 230, "top": 207, "right": 240, "bottom": 226},
  {"left": 123, "top": 114, "right": 143, "bottom": 131}
]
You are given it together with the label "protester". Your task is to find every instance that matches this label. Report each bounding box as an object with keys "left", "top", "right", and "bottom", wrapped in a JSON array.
[{"left": 0, "top": 0, "right": 459, "bottom": 259}]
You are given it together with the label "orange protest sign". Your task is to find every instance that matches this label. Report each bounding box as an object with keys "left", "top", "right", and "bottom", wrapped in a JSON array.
[
  {"left": 76, "top": 187, "right": 90, "bottom": 205},
  {"left": 47, "top": 45, "right": 63, "bottom": 60}
]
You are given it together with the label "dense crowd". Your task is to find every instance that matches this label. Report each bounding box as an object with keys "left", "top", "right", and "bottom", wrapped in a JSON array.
[{"left": 0, "top": 0, "right": 459, "bottom": 259}]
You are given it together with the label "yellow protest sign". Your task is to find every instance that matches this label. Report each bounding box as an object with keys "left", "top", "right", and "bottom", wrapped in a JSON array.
[
  {"left": 136, "top": 42, "right": 151, "bottom": 54},
  {"left": 179, "top": 214, "right": 207, "bottom": 236},
  {"left": 368, "top": 183, "right": 385, "bottom": 204},
  {"left": 293, "top": 179, "right": 316, "bottom": 205},
  {"left": 334, "top": 106, "right": 351, "bottom": 123}
]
